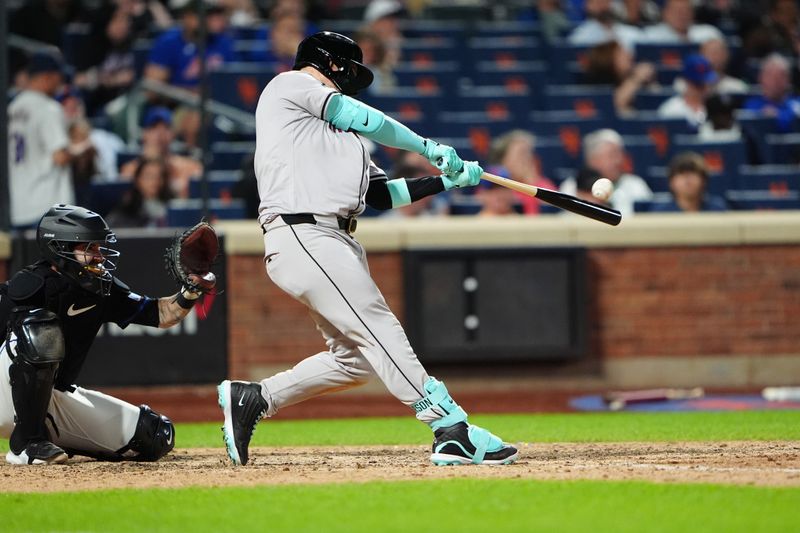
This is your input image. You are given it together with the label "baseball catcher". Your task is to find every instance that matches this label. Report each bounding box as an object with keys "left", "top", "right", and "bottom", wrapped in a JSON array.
[
  {"left": 0, "top": 205, "right": 217, "bottom": 465},
  {"left": 217, "top": 32, "right": 517, "bottom": 467}
]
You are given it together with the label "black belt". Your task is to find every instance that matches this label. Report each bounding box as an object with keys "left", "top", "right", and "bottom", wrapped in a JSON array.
[{"left": 280, "top": 213, "right": 358, "bottom": 234}]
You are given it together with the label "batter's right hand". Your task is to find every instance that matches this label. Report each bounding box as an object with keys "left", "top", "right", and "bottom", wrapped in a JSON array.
[{"left": 422, "top": 139, "right": 463, "bottom": 175}]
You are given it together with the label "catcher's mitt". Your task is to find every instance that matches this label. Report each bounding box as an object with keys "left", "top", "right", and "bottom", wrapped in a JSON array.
[{"left": 164, "top": 221, "right": 219, "bottom": 294}]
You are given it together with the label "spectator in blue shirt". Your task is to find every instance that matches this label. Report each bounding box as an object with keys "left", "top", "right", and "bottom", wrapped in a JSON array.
[
  {"left": 145, "top": 0, "right": 236, "bottom": 90},
  {"left": 743, "top": 54, "right": 800, "bottom": 133},
  {"left": 651, "top": 152, "right": 728, "bottom": 213}
]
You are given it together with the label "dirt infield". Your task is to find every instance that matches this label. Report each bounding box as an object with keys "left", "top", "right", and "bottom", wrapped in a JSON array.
[{"left": 2, "top": 441, "right": 799, "bottom": 493}]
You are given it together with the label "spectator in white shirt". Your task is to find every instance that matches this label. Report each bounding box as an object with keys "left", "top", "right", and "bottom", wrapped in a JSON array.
[
  {"left": 560, "top": 129, "right": 653, "bottom": 216},
  {"left": 7, "top": 53, "right": 75, "bottom": 228},
  {"left": 658, "top": 54, "right": 717, "bottom": 129},
  {"left": 569, "top": 0, "right": 643, "bottom": 51},
  {"left": 644, "top": 0, "right": 724, "bottom": 43}
]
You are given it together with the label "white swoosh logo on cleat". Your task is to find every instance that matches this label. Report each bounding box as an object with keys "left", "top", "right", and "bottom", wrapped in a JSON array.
[
  {"left": 238, "top": 394, "right": 246, "bottom": 407},
  {"left": 67, "top": 304, "right": 97, "bottom": 316}
]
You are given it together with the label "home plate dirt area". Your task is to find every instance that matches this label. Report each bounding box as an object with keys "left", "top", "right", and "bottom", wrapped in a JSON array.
[{"left": 3, "top": 441, "right": 799, "bottom": 493}]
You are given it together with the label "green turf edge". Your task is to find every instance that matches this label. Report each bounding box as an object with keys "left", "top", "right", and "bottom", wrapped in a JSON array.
[
  {"left": 1, "top": 478, "right": 798, "bottom": 533},
  {"left": 2, "top": 411, "right": 800, "bottom": 451},
  {"left": 179, "top": 410, "right": 800, "bottom": 447}
]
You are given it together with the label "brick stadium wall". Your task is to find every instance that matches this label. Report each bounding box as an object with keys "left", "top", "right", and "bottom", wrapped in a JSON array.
[{"left": 227, "top": 244, "right": 800, "bottom": 380}]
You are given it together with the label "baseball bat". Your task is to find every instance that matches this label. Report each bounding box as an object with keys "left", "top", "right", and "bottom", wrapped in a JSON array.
[{"left": 480, "top": 172, "right": 623, "bottom": 226}]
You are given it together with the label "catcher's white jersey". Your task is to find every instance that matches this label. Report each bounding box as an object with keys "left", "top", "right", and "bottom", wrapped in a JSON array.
[
  {"left": 7, "top": 89, "right": 74, "bottom": 227},
  {"left": 254, "top": 71, "right": 385, "bottom": 224}
]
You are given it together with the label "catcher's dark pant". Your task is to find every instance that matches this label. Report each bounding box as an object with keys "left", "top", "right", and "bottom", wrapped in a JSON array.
[{"left": 0, "top": 337, "right": 141, "bottom": 456}]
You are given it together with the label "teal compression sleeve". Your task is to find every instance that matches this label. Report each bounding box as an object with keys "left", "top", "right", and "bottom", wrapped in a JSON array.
[
  {"left": 386, "top": 179, "right": 412, "bottom": 207},
  {"left": 325, "top": 94, "right": 428, "bottom": 154}
]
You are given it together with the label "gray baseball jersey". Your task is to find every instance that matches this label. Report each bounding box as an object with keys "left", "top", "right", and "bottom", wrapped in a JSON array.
[
  {"left": 7, "top": 89, "right": 74, "bottom": 227},
  {"left": 253, "top": 70, "right": 439, "bottom": 424},
  {"left": 254, "top": 71, "right": 386, "bottom": 224}
]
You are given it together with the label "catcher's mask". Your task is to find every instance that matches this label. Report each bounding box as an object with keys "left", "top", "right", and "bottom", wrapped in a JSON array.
[
  {"left": 293, "top": 31, "right": 374, "bottom": 96},
  {"left": 37, "top": 204, "right": 120, "bottom": 296}
]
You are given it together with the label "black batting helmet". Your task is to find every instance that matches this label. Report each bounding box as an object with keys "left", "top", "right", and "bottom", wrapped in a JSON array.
[
  {"left": 37, "top": 205, "right": 120, "bottom": 296},
  {"left": 293, "top": 31, "right": 374, "bottom": 96}
]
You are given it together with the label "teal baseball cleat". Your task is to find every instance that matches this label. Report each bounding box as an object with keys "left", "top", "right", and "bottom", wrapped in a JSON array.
[{"left": 431, "top": 422, "right": 518, "bottom": 466}]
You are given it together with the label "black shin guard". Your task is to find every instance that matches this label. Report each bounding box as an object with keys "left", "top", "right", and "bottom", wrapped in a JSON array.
[
  {"left": 6, "top": 307, "right": 66, "bottom": 454},
  {"left": 9, "top": 359, "right": 59, "bottom": 454}
]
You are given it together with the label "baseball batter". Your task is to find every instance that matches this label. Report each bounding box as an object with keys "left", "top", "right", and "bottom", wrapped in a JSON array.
[
  {"left": 0, "top": 205, "right": 214, "bottom": 464},
  {"left": 218, "top": 32, "right": 518, "bottom": 466}
]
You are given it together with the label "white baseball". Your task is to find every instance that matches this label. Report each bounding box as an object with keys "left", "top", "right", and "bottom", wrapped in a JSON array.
[{"left": 591, "top": 178, "right": 614, "bottom": 201}]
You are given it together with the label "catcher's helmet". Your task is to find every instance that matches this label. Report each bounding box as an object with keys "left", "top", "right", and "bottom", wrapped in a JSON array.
[
  {"left": 37, "top": 205, "right": 120, "bottom": 296},
  {"left": 293, "top": 31, "right": 373, "bottom": 96}
]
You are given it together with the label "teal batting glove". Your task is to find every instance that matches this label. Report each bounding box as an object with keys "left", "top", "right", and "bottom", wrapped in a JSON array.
[
  {"left": 422, "top": 140, "right": 463, "bottom": 175},
  {"left": 441, "top": 161, "right": 484, "bottom": 190}
]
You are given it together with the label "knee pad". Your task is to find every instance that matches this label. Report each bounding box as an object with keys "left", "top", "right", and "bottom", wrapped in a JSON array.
[
  {"left": 8, "top": 307, "right": 65, "bottom": 366},
  {"left": 126, "top": 405, "right": 175, "bottom": 461},
  {"left": 411, "top": 377, "right": 468, "bottom": 431}
]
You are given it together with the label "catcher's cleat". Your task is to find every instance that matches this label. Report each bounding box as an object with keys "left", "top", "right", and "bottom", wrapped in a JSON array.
[
  {"left": 6, "top": 440, "right": 68, "bottom": 466},
  {"left": 217, "top": 380, "right": 268, "bottom": 466},
  {"left": 430, "top": 422, "right": 518, "bottom": 466}
]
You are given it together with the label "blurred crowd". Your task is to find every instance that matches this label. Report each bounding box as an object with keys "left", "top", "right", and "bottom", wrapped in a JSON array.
[{"left": 7, "top": 0, "right": 800, "bottom": 229}]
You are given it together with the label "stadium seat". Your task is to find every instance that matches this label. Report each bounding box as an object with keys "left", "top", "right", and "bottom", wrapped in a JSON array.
[
  {"left": 725, "top": 190, "right": 800, "bottom": 210},
  {"left": 736, "top": 165, "right": 799, "bottom": 194},
  {"left": 392, "top": 61, "right": 461, "bottom": 94},
  {"left": 623, "top": 135, "right": 667, "bottom": 173},
  {"left": 187, "top": 171, "right": 242, "bottom": 199},
  {"left": 167, "top": 198, "right": 246, "bottom": 226},
  {"left": 634, "top": 192, "right": 673, "bottom": 212},
  {"left": 360, "top": 89, "right": 444, "bottom": 123},
  {"left": 88, "top": 182, "right": 133, "bottom": 217},
  {"left": 402, "top": 37, "right": 461, "bottom": 64},
  {"left": 208, "top": 142, "right": 254, "bottom": 171},
  {"left": 765, "top": 133, "right": 800, "bottom": 165},
  {"left": 453, "top": 86, "right": 533, "bottom": 116},
  {"left": 672, "top": 135, "right": 747, "bottom": 178},
  {"left": 634, "top": 42, "right": 698, "bottom": 69},
  {"left": 633, "top": 88, "right": 676, "bottom": 111},
  {"left": 547, "top": 43, "right": 593, "bottom": 84},
  {"left": 467, "top": 36, "right": 544, "bottom": 65},
  {"left": 469, "top": 61, "right": 548, "bottom": 97},
  {"left": 544, "top": 86, "right": 615, "bottom": 117},
  {"left": 208, "top": 64, "right": 280, "bottom": 112}
]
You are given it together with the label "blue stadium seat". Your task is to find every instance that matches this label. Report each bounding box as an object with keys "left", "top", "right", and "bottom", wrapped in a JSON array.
[
  {"left": 392, "top": 61, "right": 461, "bottom": 93},
  {"left": 208, "top": 142, "right": 254, "bottom": 171},
  {"left": 736, "top": 165, "right": 799, "bottom": 193},
  {"left": 453, "top": 86, "right": 533, "bottom": 116},
  {"left": 208, "top": 64, "right": 280, "bottom": 112},
  {"left": 726, "top": 190, "right": 800, "bottom": 210},
  {"left": 62, "top": 24, "right": 92, "bottom": 69},
  {"left": 401, "top": 37, "right": 461, "bottom": 63},
  {"left": 469, "top": 61, "right": 547, "bottom": 98},
  {"left": 467, "top": 36, "right": 544, "bottom": 65},
  {"left": 547, "top": 43, "right": 593, "bottom": 83},
  {"left": 634, "top": 42, "right": 698, "bottom": 68},
  {"left": 167, "top": 199, "right": 246, "bottom": 226},
  {"left": 132, "top": 40, "right": 153, "bottom": 77},
  {"left": 765, "top": 133, "right": 800, "bottom": 165},
  {"left": 188, "top": 171, "right": 242, "bottom": 199},
  {"left": 360, "top": 89, "right": 444, "bottom": 124},
  {"left": 633, "top": 88, "right": 676, "bottom": 111},
  {"left": 634, "top": 193, "right": 673, "bottom": 212},
  {"left": 88, "top": 182, "right": 133, "bottom": 217},
  {"left": 400, "top": 19, "right": 466, "bottom": 39},
  {"left": 672, "top": 135, "right": 747, "bottom": 179},
  {"left": 544, "top": 86, "right": 615, "bottom": 117},
  {"left": 473, "top": 21, "right": 540, "bottom": 39},
  {"left": 435, "top": 111, "right": 529, "bottom": 138},
  {"left": 623, "top": 135, "right": 667, "bottom": 173}
]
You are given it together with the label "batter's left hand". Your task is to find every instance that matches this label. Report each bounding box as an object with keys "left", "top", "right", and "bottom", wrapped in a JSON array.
[
  {"left": 442, "top": 161, "right": 483, "bottom": 190},
  {"left": 422, "top": 139, "right": 463, "bottom": 175}
]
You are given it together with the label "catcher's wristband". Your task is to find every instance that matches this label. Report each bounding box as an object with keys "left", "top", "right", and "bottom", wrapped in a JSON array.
[{"left": 176, "top": 289, "right": 201, "bottom": 310}]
